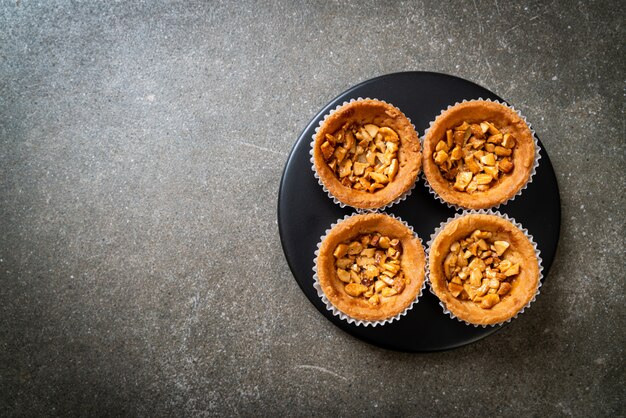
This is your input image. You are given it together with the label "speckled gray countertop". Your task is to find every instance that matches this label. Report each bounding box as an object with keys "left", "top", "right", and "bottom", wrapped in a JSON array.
[{"left": 1, "top": 1, "right": 624, "bottom": 416}]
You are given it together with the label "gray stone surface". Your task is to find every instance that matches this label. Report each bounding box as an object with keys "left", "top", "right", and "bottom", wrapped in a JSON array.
[{"left": 0, "top": 0, "right": 624, "bottom": 416}]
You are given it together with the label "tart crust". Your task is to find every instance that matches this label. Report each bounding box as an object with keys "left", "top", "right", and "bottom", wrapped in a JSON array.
[
  {"left": 317, "top": 213, "right": 426, "bottom": 322},
  {"left": 428, "top": 214, "right": 540, "bottom": 326},
  {"left": 423, "top": 100, "right": 535, "bottom": 209},
  {"left": 313, "top": 99, "right": 421, "bottom": 210}
]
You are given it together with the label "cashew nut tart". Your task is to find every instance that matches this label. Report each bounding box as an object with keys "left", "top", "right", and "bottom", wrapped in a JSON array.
[
  {"left": 422, "top": 100, "right": 536, "bottom": 209},
  {"left": 428, "top": 213, "right": 540, "bottom": 326},
  {"left": 313, "top": 99, "right": 421, "bottom": 210},
  {"left": 316, "top": 213, "right": 426, "bottom": 322}
]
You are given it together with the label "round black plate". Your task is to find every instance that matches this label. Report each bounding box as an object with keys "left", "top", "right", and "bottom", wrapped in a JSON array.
[{"left": 278, "top": 72, "right": 561, "bottom": 352}]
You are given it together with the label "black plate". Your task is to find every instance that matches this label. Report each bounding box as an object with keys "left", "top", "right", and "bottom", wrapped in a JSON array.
[{"left": 277, "top": 72, "right": 560, "bottom": 352}]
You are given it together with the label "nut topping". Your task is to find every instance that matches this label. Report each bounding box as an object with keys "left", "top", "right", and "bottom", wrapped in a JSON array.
[
  {"left": 442, "top": 229, "right": 521, "bottom": 309},
  {"left": 433, "top": 120, "right": 517, "bottom": 193},
  {"left": 334, "top": 233, "right": 407, "bottom": 304},
  {"left": 321, "top": 123, "right": 401, "bottom": 192}
]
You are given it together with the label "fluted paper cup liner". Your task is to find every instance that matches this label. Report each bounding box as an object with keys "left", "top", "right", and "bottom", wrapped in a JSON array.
[
  {"left": 310, "top": 97, "right": 420, "bottom": 213},
  {"left": 426, "top": 209, "right": 543, "bottom": 327},
  {"left": 421, "top": 98, "right": 541, "bottom": 211},
  {"left": 312, "top": 212, "right": 426, "bottom": 327}
]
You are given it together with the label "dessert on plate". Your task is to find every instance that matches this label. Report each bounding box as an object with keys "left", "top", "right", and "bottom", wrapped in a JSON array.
[
  {"left": 428, "top": 213, "right": 541, "bottom": 326},
  {"left": 312, "top": 99, "right": 421, "bottom": 210},
  {"left": 316, "top": 213, "right": 425, "bottom": 323},
  {"left": 422, "top": 100, "right": 536, "bottom": 209}
]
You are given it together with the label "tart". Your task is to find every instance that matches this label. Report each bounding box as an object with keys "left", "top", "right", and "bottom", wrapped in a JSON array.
[
  {"left": 422, "top": 100, "right": 536, "bottom": 209},
  {"left": 316, "top": 213, "right": 426, "bottom": 322},
  {"left": 313, "top": 99, "right": 421, "bottom": 210},
  {"left": 428, "top": 213, "right": 540, "bottom": 326}
]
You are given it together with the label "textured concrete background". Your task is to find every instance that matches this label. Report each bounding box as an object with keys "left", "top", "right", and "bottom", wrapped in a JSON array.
[{"left": 1, "top": 0, "right": 624, "bottom": 416}]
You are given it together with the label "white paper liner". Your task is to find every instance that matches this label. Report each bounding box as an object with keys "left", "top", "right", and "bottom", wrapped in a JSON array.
[
  {"left": 425, "top": 209, "right": 543, "bottom": 327},
  {"left": 421, "top": 98, "right": 541, "bottom": 211},
  {"left": 309, "top": 97, "right": 420, "bottom": 213},
  {"left": 312, "top": 212, "right": 426, "bottom": 327}
]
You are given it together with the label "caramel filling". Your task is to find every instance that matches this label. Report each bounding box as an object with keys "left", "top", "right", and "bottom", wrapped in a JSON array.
[
  {"left": 321, "top": 123, "right": 400, "bottom": 192},
  {"left": 442, "top": 229, "right": 520, "bottom": 309},
  {"left": 432, "top": 121, "right": 516, "bottom": 193},
  {"left": 333, "top": 233, "right": 408, "bottom": 305}
]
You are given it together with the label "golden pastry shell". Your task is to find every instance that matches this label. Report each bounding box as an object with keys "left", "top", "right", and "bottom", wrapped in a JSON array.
[
  {"left": 427, "top": 211, "right": 542, "bottom": 327},
  {"left": 422, "top": 99, "right": 539, "bottom": 210},
  {"left": 311, "top": 98, "right": 421, "bottom": 210},
  {"left": 314, "top": 213, "right": 426, "bottom": 325}
]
